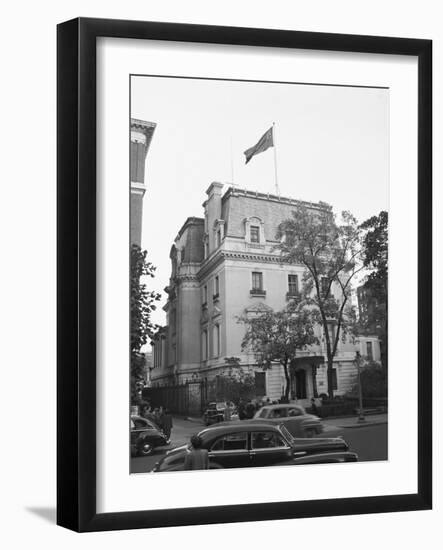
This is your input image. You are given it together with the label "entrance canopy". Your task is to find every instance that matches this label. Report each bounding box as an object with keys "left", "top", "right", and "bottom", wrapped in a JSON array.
[{"left": 290, "top": 356, "right": 325, "bottom": 367}]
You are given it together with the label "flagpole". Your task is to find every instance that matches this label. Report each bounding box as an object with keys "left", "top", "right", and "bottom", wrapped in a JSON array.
[
  {"left": 272, "top": 122, "right": 280, "bottom": 197},
  {"left": 230, "top": 135, "right": 235, "bottom": 185}
]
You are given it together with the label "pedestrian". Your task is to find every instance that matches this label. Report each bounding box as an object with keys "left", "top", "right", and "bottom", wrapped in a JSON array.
[
  {"left": 183, "top": 435, "right": 209, "bottom": 470},
  {"left": 142, "top": 405, "right": 154, "bottom": 422},
  {"left": 153, "top": 407, "right": 161, "bottom": 427},
  {"left": 162, "top": 408, "right": 173, "bottom": 441},
  {"left": 224, "top": 401, "right": 231, "bottom": 422},
  {"left": 245, "top": 399, "right": 255, "bottom": 419},
  {"left": 158, "top": 406, "right": 166, "bottom": 430},
  {"left": 238, "top": 399, "right": 246, "bottom": 420}
]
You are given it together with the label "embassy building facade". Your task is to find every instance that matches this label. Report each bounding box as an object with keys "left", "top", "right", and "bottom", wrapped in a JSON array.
[{"left": 150, "top": 182, "right": 380, "bottom": 405}]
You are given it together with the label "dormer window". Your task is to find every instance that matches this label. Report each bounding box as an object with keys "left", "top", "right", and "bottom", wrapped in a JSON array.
[
  {"left": 244, "top": 216, "right": 265, "bottom": 246},
  {"left": 250, "top": 226, "right": 260, "bottom": 243}
]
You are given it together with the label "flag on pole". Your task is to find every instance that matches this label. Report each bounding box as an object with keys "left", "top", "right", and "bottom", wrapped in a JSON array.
[{"left": 243, "top": 127, "right": 274, "bottom": 164}]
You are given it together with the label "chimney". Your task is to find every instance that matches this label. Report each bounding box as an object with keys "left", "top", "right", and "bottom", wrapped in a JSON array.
[{"left": 205, "top": 182, "right": 224, "bottom": 254}]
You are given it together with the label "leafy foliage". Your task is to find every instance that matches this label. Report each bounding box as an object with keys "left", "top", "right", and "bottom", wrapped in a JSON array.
[
  {"left": 348, "top": 361, "right": 388, "bottom": 398},
  {"left": 130, "top": 244, "right": 161, "bottom": 403},
  {"left": 359, "top": 211, "right": 388, "bottom": 369},
  {"left": 239, "top": 301, "right": 318, "bottom": 400},
  {"left": 275, "top": 204, "right": 362, "bottom": 398},
  {"left": 360, "top": 211, "right": 388, "bottom": 286},
  {"left": 209, "top": 359, "right": 256, "bottom": 404}
]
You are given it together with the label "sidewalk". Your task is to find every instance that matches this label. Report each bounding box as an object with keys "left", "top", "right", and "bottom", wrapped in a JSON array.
[{"left": 322, "top": 413, "right": 387, "bottom": 431}]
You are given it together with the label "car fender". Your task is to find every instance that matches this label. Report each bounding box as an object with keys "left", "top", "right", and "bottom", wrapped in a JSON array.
[{"left": 301, "top": 417, "right": 321, "bottom": 429}]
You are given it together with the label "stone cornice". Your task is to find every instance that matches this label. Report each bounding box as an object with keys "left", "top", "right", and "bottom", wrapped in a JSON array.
[
  {"left": 197, "top": 249, "right": 304, "bottom": 279},
  {"left": 221, "top": 185, "right": 330, "bottom": 212},
  {"left": 223, "top": 250, "right": 282, "bottom": 263}
]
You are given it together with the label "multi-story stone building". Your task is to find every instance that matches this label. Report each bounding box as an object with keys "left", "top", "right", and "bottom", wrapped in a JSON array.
[{"left": 151, "top": 183, "right": 380, "bottom": 405}]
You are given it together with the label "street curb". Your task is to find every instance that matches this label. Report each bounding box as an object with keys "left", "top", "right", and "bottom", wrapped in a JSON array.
[
  {"left": 336, "top": 420, "right": 388, "bottom": 429},
  {"left": 183, "top": 416, "right": 204, "bottom": 423}
]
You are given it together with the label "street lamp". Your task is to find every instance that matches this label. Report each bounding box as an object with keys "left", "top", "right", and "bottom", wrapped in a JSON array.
[{"left": 355, "top": 351, "right": 366, "bottom": 423}]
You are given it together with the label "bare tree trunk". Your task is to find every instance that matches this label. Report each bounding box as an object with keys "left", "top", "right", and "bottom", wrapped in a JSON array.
[
  {"left": 327, "top": 355, "right": 334, "bottom": 399},
  {"left": 283, "top": 358, "right": 291, "bottom": 401}
]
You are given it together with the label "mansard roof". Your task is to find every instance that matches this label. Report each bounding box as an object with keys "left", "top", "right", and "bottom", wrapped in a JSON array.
[
  {"left": 221, "top": 187, "right": 327, "bottom": 242},
  {"left": 175, "top": 217, "right": 205, "bottom": 264}
]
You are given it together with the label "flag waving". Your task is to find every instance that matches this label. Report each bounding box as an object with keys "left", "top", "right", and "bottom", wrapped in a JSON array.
[{"left": 243, "top": 126, "right": 274, "bottom": 164}]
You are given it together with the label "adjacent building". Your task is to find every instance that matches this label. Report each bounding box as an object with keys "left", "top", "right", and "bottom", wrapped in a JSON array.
[
  {"left": 151, "top": 183, "right": 380, "bottom": 406},
  {"left": 130, "top": 118, "right": 156, "bottom": 246}
]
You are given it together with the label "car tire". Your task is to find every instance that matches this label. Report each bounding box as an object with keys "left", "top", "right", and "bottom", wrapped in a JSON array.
[{"left": 138, "top": 440, "right": 154, "bottom": 456}]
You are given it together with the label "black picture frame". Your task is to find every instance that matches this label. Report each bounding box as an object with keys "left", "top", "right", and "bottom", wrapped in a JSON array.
[{"left": 57, "top": 17, "right": 432, "bottom": 532}]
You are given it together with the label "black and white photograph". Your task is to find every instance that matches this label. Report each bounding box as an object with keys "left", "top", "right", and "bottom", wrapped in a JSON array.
[{"left": 129, "top": 75, "right": 389, "bottom": 474}]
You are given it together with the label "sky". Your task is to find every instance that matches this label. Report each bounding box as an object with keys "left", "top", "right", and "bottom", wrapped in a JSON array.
[{"left": 131, "top": 75, "right": 389, "bottom": 327}]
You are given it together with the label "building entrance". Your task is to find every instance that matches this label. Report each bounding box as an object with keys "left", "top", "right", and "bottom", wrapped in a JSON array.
[{"left": 294, "top": 369, "right": 307, "bottom": 399}]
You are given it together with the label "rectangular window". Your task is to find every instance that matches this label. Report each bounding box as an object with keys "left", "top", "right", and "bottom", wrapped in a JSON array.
[
  {"left": 202, "top": 329, "right": 208, "bottom": 360},
  {"left": 216, "top": 229, "right": 222, "bottom": 247},
  {"left": 211, "top": 433, "right": 248, "bottom": 451},
  {"left": 251, "top": 432, "right": 287, "bottom": 449},
  {"left": 288, "top": 274, "right": 298, "bottom": 295},
  {"left": 252, "top": 272, "right": 263, "bottom": 291},
  {"left": 203, "top": 285, "right": 207, "bottom": 304},
  {"left": 214, "top": 275, "right": 219, "bottom": 296},
  {"left": 366, "top": 341, "right": 373, "bottom": 361},
  {"left": 213, "top": 324, "right": 220, "bottom": 357},
  {"left": 250, "top": 225, "right": 260, "bottom": 243}
]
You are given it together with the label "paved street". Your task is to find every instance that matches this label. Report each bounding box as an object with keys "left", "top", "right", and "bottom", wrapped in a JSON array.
[
  {"left": 130, "top": 415, "right": 387, "bottom": 474},
  {"left": 131, "top": 417, "right": 204, "bottom": 474}
]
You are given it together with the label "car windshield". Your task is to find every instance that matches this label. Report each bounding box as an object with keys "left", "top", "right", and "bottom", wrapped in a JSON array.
[{"left": 279, "top": 425, "right": 295, "bottom": 444}]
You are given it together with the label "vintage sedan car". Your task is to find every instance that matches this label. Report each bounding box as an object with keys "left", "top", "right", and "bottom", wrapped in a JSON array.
[
  {"left": 253, "top": 404, "right": 323, "bottom": 437},
  {"left": 130, "top": 415, "right": 169, "bottom": 457},
  {"left": 151, "top": 421, "right": 357, "bottom": 472},
  {"left": 203, "top": 402, "right": 237, "bottom": 425}
]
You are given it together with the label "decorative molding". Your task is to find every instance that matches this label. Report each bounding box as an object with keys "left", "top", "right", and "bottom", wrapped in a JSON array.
[
  {"left": 245, "top": 302, "right": 272, "bottom": 313},
  {"left": 212, "top": 306, "right": 222, "bottom": 319},
  {"left": 197, "top": 249, "right": 300, "bottom": 280}
]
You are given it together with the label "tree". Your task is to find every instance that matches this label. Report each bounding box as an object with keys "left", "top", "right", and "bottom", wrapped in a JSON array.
[
  {"left": 275, "top": 204, "right": 362, "bottom": 399},
  {"left": 130, "top": 244, "right": 161, "bottom": 403},
  {"left": 209, "top": 358, "right": 256, "bottom": 404},
  {"left": 359, "top": 211, "right": 388, "bottom": 369},
  {"left": 348, "top": 360, "right": 388, "bottom": 399},
  {"left": 239, "top": 301, "right": 318, "bottom": 401}
]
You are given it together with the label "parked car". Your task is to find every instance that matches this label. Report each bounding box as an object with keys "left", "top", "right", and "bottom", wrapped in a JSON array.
[
  {"left": 203, "top": 402, "right": 237, "bottom": 425},
  {"left": 253, "top": 404, "right": 323, "bottom": 437},
  {"left": 130, "top": 415, "right": 169, "bottom": 457},
  {"left": 151, "top": 421, "right": 357, "bottom": 472}
]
